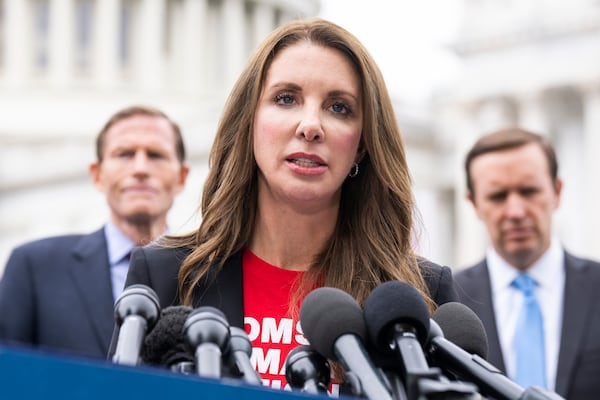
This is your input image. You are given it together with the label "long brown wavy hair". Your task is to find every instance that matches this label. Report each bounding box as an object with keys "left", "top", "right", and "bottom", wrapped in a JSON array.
[{"left": 161, "top": 18, "right": 436, "bottom": 314}]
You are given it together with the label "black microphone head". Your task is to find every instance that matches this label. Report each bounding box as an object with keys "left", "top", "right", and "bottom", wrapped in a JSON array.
[
  {"left": 432, "top": 302, "right": 488, "bottom": 360},
  {"left": 285, "top": 345, "right": 331, "bottom": 391},
  {"left": 141, "top": 305, "right": 194, "bottom": 367},
  {"left": 228, "top": 326, "right": 252, "bottom": 356},
  {"left": 300, "top": 287, "right": 366, "bottom": 360},
  {"left": 363, "top": 280, "right": 430, "bottom": 353},
  {"left": 224, "top": 326, "right": 263, "bottom": 385},
  {"left": 183, "top": 306, "right": 230, "bottom": 352},
  {"left": 114, "top": 284, "right": 161, "bottom": 329}
]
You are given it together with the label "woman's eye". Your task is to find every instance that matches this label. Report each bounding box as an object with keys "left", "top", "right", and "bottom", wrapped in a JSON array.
[
  {"left": 331, "top": 102, "right": 350, "bottom": 115},
  {"left": 274, "top": 93, "right": 295, "bottom": 105}
]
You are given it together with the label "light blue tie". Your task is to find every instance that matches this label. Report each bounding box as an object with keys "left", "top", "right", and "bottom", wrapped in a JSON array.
[{"left": 511, "top": 274, "right": 547, "bottom": 389}]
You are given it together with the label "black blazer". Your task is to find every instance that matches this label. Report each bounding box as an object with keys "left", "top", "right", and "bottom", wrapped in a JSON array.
[
  {"left": 123, "top": 245, "right": 458, "bottom": 330},
  {"left": 0, "top": 228, "right": 115, "bottom": 359},
  {"left": 108, "top": 245, "right": 458, "bottom": 380},
  {"left": 454, "top": 251, "right": 600, "bottom": 400}
]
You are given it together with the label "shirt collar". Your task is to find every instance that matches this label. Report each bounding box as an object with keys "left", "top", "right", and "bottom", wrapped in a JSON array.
[
  {"left": 104, "top": 222, "right": 136, "bottom": 265},
  {"left": 487, "top": 237, "right": 564, "bottom": 293}
]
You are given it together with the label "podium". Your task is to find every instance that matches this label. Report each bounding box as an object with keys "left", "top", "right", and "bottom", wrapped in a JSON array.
[{"left": 0, "top": 346, "right": 326, "bottom": 400}]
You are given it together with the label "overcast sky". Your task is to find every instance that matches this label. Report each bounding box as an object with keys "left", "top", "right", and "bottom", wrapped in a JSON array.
[{"left": 318, "top": 0, "right": 464, "bottom": 104}]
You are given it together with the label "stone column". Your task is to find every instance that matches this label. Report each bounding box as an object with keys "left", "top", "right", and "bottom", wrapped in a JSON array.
[
  {"left": 179, "top": 0, "right": 209, "bottom": 94},
  {"left": 135, "top": 0, "right": 165, "bottom": 90},
  {"left": 48, "top": 0, "right": 75, "bottom": 87},
  {"left": 221, "top": 0, "right": 246, "bottom": 91},
  {"left": 517, "top": 91, "right": 550, "bottom": 135},
  {"left": 476, "top": 97, "right": 516, "bottom": 132},
  {"left": 4, "top": 0, "right": 33, "bottom": 87},
  {"left": 581, "top": 83, "right": 600, "bottom": 260},
  {"left": 250, "top": 1, "right": 274, "bottom": 49},
  {"left": 93, "top": 0, "right": 120, "bottom": 87},
  {"left": 445, "top": 102, "right": 488, "bottom": 269}
]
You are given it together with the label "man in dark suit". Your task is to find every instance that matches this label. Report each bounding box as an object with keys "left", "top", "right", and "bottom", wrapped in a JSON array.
[
  {"left": 0, "top": 105, "right": 189, "bottom": 360},
  {"left": 454, "top": 127, "right": 600, "bottom": 400}
]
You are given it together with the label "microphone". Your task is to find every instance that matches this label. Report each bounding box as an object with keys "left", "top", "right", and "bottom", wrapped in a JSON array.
[
  {"left": 112, "top": 284, "right": 161, "bottom": 366},
  {"left": 364, "top": 281, "right": 431, "bottom": 373},
  {"left": 183, "top": 306, "right": 230, "bottom": 379},
  {"left": 427, "top": 317, "right": 521, "bottom": 400},
  {"left": 300, "top": 287, "right": 393, "bottom": 400},
  {"left": 429, "top": 302, "right": 564, "bottom": 400},
  {"left": 432, "top": 302, "right": 488, "bottom": 359},
  {"left": 285, "top": 345, "right": 331, "bottom": 395},
  {"left": 141, "top": 305, "right": 195, "bottom": 373},
  {"left": 364, "top": 281, "right": 479, "bottom": 400},
  {"left": 225, "top": 326, "right": 262, "bottom": 385}
]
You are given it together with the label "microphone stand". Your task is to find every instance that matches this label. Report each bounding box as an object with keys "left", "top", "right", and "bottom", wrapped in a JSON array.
[
  {"left": 405, "top": 367, "right": 481, "bottom": 400},
  {"left": 382, "top": 370, "right": 409, "bottom": 400},
  {"left": 393, "top": 332, "right": 480, "bottom": 400}
]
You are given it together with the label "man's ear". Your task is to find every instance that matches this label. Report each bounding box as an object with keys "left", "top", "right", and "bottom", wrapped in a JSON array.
[
  {"left": 466, "top": 190, "right": 485, "bottom": 220},
  {"left": 175, "top": 163, "right": 191, "bottom": 194},
  {"left": 89, "top": 161, "right": 104, "bottom": 192},
  {"left": 466, "top": 190, "right": 474, "bottom": 205},
  {"left": 553, "top": 177, "right": 563, "bottom": 209}
]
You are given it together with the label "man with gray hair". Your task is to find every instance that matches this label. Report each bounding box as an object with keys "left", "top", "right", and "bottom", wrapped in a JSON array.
[{"left": 0, "top": 105, "right": 190, "bottom": 359}]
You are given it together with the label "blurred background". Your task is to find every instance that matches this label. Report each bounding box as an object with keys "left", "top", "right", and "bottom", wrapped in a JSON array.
[{"left": 1, "top": 0, "right": 599, "bottom": 275}]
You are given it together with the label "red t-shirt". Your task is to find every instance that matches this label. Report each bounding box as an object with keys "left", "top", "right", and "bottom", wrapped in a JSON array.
[
  {"left": 242, "top": 248, "right": 340, "bottom": 395},
  {"left": 243, "top": 248, "right": 306, "bottom": 390}
]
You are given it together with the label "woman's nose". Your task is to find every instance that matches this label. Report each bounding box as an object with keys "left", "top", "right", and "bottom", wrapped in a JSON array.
[{"left": 295, "top": 106, "right": 324, "bottom": 142}]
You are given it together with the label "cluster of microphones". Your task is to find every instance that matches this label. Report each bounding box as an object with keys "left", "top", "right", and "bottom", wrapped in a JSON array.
[{"left": 111, "top": 282, "right": 566, "bottom": 400}]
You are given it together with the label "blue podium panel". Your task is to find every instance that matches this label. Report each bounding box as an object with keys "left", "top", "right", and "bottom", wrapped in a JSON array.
[{"left": 0, "top": 347, "right": 328, "bottom": 400}]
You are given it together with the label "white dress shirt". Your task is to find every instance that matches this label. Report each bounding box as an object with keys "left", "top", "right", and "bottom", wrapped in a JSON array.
[{"left": 486, "top": 238, "right": 565, "bottom": 391}]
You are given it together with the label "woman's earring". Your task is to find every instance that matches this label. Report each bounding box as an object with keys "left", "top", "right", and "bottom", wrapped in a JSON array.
[{"left": 349, "top": 162, "right": 359, "bottom": 178}]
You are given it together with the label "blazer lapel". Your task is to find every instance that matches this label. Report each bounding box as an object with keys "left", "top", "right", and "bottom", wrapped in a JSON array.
[
  {"left": 554, "top": 252, "right": 596, "bottom": 396},
  {"left": 68, "top": 229, "right": 115, "bottom": 354},
  {"left": 193, "top": 251, "right": 245, "bottom": 328}
]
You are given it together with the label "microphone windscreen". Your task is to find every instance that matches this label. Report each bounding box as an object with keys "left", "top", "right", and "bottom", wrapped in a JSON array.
[
  {"left": 141, "top": 305, "right": 194, "bottom": 366},
  {"left": 114, "top": 284, "right": 161, "bottom": 327},
  {"left": 300, "top": 287, "right": 366, "bottom": 360},
  {"left": 363, "top": 280, "right": 430, "bottom": 351},
  {"left": 183, "top": 306, "right": 230, "bottom": 351},
  {"left": 432, "top": 302, "right": 488, "bottom": 360},
  {"left": 228, "top": 326, "right": 253, "bottom": 356},
  {"left": 285, "top": 345, "right": 331, "bottom": 392}
]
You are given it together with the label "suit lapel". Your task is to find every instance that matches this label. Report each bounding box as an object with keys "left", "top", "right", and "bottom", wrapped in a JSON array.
[
  {"left": 68, "top": 229, "right": 115, "bottom": 354},
  {"left": 554, "top": 252, "right": 596, "bottom": 396},
  {"left": 458, "top": 262, "right": 506, "bottom": 372},
  {"left": 475, "top": 263, "right": 506, "bottom": 372}
]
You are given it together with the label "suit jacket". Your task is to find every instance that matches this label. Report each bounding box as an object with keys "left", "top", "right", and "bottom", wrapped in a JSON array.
[
  {"left": 454, "top": 251, "right": 600, "bottom": 400},
  {"left": 0, "top": 228, "right": 116, "bottom": 360}
]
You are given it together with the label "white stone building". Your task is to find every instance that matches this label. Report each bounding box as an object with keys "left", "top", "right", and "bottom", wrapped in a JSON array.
[
  {"left": 2, "top": 0, "right": 598, "bottom": 275},
  {"left": 434, "top": 0, "right": 600, "bottom": 268},
  {"left": 0, "top": 0, "right": 319, "bottom": 273}
]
